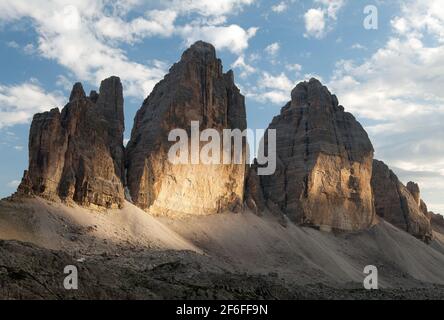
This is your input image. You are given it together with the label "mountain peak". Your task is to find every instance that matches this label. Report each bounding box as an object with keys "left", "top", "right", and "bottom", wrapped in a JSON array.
[
  {"left": 290, "top": 78, "right": 334, "bottom": 108},
  {"left": 126, "top": 40, "right": 246, "bottom": 215},
  {"left": 181, "top": 41, "right": 217, "bottom": 62},
  {"left": 18, "top": 77, "right": 125, "bottom": 209},
  {"left": 69, "top": 82, "right": 86, "bottom": 102}
]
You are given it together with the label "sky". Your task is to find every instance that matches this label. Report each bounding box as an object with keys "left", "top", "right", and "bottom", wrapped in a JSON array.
[{"left": 0, "top": 0, "right": 443, "bottom": 213}]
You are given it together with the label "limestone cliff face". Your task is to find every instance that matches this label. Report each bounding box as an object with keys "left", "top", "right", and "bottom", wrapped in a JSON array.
[
  {"left": 18, "top": 77, "right": 125, "bottom": 209},
  {"left": 245, "top": 163, "right": 266, "bottom": 216},
  {"left": 260, "top": 78, "right": 376, "bottom": 231},
  {"left": 125, "top": 41, "right": 247, "bottom": 215},
  {"left": 430, "top": 212, "right": 444, "bottom": 229},
  {"left": 407, "top": 182, "right": 421, "bottom": 207},
  {"left": 371, "top": 160, "right": 432, "bottom": 241}
]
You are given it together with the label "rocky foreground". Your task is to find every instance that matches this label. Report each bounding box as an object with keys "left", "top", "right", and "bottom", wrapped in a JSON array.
[
  {"left": 0, "top": 197, "right": 444, "bottom": 299},
  {"left": 2, "top": 239, "right": 444, "bottom": 300}
]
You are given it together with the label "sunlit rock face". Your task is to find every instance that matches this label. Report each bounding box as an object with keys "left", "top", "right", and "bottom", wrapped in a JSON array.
[
  {"left": 371, "top": 160, "right": 432, "bottom": 241},
  {"left": 260, "top": 78, "right": 376, "bottom": 231},
  {"left": 405, "top": 181, "right": 431, "bottom": 217},
  {"left": 18, "top": 77, "right": 125, "bottom": 209},
  {"left": 125, "top": 41, "right": 247, "bottom": 216}
]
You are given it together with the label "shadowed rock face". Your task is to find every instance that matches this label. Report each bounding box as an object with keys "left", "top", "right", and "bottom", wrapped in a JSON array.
[
  {"left": 245, "top": 162, "right": 266, "bottom": 216},
  {"left": 430, "top": 212, "right": 444, "bottom": 229},
  {"left": 260, "top": 78, "right": 376, "bottom": 231},
  {"left": 18, "top": 77, "right": 125, "bottom": 209},
  {"left": 125, "top": 41, "right": 247, "bottom": 215},
  {"left": 371, "top": 160, "right": 432, "bottom": 241}
]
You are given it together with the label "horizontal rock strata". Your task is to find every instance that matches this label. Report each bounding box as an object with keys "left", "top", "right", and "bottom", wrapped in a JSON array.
[{"left": 260, "top": 78, "right": 376, "bottom": 231}]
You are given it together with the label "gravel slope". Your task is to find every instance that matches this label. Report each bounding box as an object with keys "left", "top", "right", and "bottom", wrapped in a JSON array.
[{"left": 1, "top": 196, "right": 444, "bottom": 299}]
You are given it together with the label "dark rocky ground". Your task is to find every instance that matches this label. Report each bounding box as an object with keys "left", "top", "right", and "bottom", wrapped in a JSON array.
[{"left": 1, "top": 240, "right": 443, "bottom": 300}]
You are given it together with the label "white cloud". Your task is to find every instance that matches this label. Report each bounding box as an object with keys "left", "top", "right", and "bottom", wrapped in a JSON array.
[
  {"left": 351, "top": 43, "right": 366, "bottom": 50},
  {"left": 246, "top": 71, "right": 323, "bottom": 105},
  {"left": 13, "top": 146, "right": 24, "bottom": 151},
  {"left": 287, "top": 63, "right": 302, "bottom": 72},
  {"left": 304, "top": 8, "right": 326, "bottom": 39},
  {"left": 315, "top": 0, "right": 345, "bottom": 20},
  {"left": 249, "top": 53, "right": 260, "bottom": 62},
  {"left": 0, "top": 81, "right": 64, "bottom": 128},
  {"left": 246, "top": 72, "right": 297, "bottom": 104},
  {"left": 271, "top": 2, "right": 288, "bottom": 13},
  {"left": 7, "top": 180, "right": 20, "bottom": 188},
  {"left": 23, "top": 43, "right": 35, "bottom": 55},
  {"left": 6, "top": 40, "right": 36, "bottom": 55},
  {"left": 247, "top": 90, "right": 289, "bottom": 105},
  {"left": 0, "top": 0, "right": 258, "bottom": 100},
  {"left": 265, "top": 42, "right": 280, "bottom": 56},
  {"left": 330, "top": 38, "right": 444, "bottom": 121},
  {"left": 328, "top": 0, "right": 444, "bottom": 213},
  {"left": 232, "top": 55, "right": 256, "bottom": 78},
  {"left": 391, "top": 0, "right": 444, "bottom": 42},
  {"left": 304, "top": 0, "right": 346, "bottom": 38},
  {"left": 170, "top": 0, "right": 255, "bottom": 17},
  {"left": 99, "top": 0, "right": 258, "bottom": 54},
  {"left": 260, "top": 72, "right": 294, "bottom": 92},
  {"left": 0, "top": 1, "right": 169, "bottom": 99},
  {"left": 96, "top": 10, "right": 177, "bottom": 43},
  {"left": 180, "top": 24, "right": 258, "bottom": 54},
  {"left": 6, "top": 41, "right": 19, "bottom": 49},
  {"left": 56, "top": 74, "right": 74, "bottom": 91}
]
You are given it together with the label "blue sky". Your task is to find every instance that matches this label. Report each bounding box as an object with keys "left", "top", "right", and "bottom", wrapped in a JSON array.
[{"left": 0, "top": 0, "right": 443, "bottom": 213}]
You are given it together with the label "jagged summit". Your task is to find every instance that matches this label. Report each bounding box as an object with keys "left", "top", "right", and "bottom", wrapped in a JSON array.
[
  {"left": 181, "top": 41, "right": 217, "bottom": 61},
  {"left": 289, "top": 78, "right": 342, "bottom": 113},
  {"left": 371, "top": 160, "right": 432, "bottom": 241},
  {"left": 18, "top": 76, "right": 125, "bottom": 209},
  {"left": 69, "top": 82, "right": 86, "bottom": 102}
]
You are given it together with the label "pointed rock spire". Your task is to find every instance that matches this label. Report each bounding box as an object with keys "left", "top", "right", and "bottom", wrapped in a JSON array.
[
  {"left": 371, "top": 160, "right": 432, "bottom": 242},
  {"left": 69, "top": 82, "right": 86, "bottom": 102},
  {"left": 18, "top": 77, "right": 125, "bottom": 209}
]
